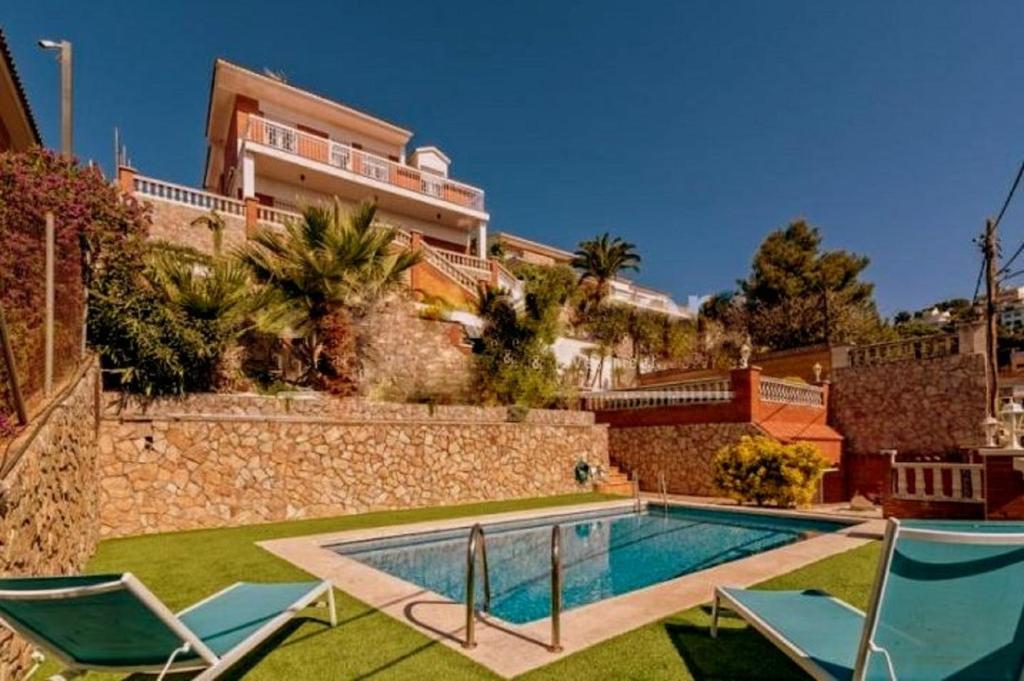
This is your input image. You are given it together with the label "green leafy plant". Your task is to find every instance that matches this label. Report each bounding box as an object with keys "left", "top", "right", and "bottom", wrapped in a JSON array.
[
  {"left": 237, "top": 199, "right": 420, "bottom": 391},
  {"left": 88, "top": 242, "right": 256, "bottom": 396},
  {"left": 473, "top": 286, "right": 562, "bottom": 407},
  {"left": 712, "top": 435, "right": 828, "bottom": 507},
  {"left": 190, "top": 209, "right": 227, "bottom": 256}
]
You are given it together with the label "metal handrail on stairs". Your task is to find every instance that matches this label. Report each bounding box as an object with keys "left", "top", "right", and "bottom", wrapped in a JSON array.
[{"left": 463, "top": 523, "right": 492, "bottom": 649}]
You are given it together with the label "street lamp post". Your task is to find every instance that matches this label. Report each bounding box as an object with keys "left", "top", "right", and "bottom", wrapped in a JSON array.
[{"left": 38, "top": 39, "right": 72, "bottom": 158}]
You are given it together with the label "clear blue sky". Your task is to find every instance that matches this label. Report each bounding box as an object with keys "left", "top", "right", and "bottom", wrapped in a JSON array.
[{"left": 5, "top": 1, "right": 1023, "bottom": 315}]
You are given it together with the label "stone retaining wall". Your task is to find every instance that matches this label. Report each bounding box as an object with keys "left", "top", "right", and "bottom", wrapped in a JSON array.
[
  {"left": 145, "top": 199, "right": 248, "bottom": 255},
  {"left": 98, "top": 399, "right": 607, "bottom": 537},
  {"left": 609, "top": 423, "right": 760, "bottom": 496},
  {"left": 0, "top": 362, "right": 100, "bottom": 678},
  {"left": 830, "top": 353, "right": 986, "bottom": 456}
]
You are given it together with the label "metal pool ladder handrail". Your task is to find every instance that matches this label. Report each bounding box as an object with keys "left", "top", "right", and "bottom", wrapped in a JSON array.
[
  {"left": 463, "top": 523, "right": 492, "bottom": 649},
  {"left": 633, "top": 474, "right": 642, "bottom": 514},
  {"left": 658, "top": 471, "right": 668, "bottom": 510},
  {"left": 550, "top": 524, "right": 563, "bottom": 652}
]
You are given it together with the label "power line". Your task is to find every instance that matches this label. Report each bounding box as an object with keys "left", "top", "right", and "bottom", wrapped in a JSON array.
[{"left": 994, "top": 160, "right": 1024, "bottom": 275}]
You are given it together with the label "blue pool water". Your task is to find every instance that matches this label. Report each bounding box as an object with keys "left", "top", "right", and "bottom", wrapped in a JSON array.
[{"left": 332, "top": 505, "right": 849, "bottom": 624}]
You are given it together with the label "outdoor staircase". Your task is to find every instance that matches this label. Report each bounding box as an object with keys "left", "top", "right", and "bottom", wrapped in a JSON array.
[{"left": 595, "top": 463, "right": 635, "bottom": 496}]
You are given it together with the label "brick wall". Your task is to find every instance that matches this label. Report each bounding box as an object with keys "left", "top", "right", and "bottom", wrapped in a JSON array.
[{"left": 0, "top": 362, "right": 101, "bottom": 678}]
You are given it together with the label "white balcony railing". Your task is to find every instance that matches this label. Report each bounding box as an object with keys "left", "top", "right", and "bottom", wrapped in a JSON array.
[
  {"left": 582, "top": 379, "right": 733, "bottom": 411},
  {"left": 256, "top": 205, "right": 302, "bottom": 226},
  {"left": 759, "top": 377, "right": 825, "bottom": 408},
  {"left": 245, "top": 116, "right": 485, "bottom": 212},
  {"left": 133, "top": 175, "right": 245, "bottom": 216},
  {"left": 891, "top": 462, "right": 984, "bottom": 503}
]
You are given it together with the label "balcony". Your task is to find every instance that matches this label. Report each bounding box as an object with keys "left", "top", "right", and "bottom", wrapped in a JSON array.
[{"left": 244, "top": 116, "right": 485, "bottom": 214}]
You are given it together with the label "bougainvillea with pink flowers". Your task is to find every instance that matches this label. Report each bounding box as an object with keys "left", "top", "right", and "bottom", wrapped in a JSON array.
[{"left": 0, "top": 148, "right": 148, "bottom": 424}]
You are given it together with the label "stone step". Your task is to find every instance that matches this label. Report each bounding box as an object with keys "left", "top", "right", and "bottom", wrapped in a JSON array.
[{"left": 595, "top": 480, "right": 635, "bottom": 496}]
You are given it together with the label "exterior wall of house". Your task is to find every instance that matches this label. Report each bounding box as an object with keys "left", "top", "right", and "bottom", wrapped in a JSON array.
[
  {"left": 97, "top": 399, "right": 608, "bottom": 537},
  {"left": 256, "top": 100, "right": 405, "bottom": 160},
  {"left": 250, "top": 176, "right": 470, "bottom": 250},
  {"left": 0, "top": 362, "right": 101, "bottom": 679}
]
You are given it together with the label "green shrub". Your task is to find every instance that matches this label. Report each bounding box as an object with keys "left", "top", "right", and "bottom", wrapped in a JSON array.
[{"left": 712, "top": 435, "right": 828, "bottom": 507}]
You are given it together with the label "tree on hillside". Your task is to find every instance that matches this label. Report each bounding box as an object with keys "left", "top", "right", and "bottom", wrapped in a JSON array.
[
  {"left": 472, "top": 285, "right": 562, "bottom": 406},
  {"left": 571, "top": 233, "right": 641, "bottom": 303},
  {"left": 237, "top": 199, "right": 420, "bottom": 391},
  {"left": 740, "top": 220, "right": 881, "bottom": 349}
]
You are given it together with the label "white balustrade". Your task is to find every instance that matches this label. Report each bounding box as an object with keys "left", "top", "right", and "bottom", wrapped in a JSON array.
[
  {"left": 759, "top": 377, "right": 825, "bottom": 407},
  {"left": 890, "top": 462, "right": 984, "bottom": 503},
  {"left": 133, "top": 175, "right": 245, "bottom": 216},
  {"left": 582, "top": 380, "right": 733, "bottom": 411},
  {"left": 256, "top": 205, "right": 302, "bottom": 226},
  {"left": 246, "top": 115, "right": 486, "bottom": 211},
  {"left": 436, "top": 250, "right": 490, "bottom": 274}
]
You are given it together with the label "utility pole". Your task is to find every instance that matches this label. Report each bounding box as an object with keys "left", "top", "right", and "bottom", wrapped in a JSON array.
[{"left": 984, "top": 218, "right": 1000, "bottom": 419}]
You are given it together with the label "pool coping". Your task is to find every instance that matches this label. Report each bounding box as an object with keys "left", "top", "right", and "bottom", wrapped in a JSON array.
[{"left": 259, "top": 500, "right": 884, "bottom": 679}]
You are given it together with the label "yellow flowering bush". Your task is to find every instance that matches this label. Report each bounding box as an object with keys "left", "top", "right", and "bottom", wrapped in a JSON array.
[{"left": 712, "top": 435, "right": 828, "bottom": 507}]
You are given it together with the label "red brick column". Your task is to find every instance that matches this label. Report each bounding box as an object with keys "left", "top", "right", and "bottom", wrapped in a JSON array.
[
  {"left": 244, "top": 197, "right": 259, "bottom": 238},
  {"left": 489, "top": 259, "right": 500, "bottom": 287},
  {"left": 730, "top": 366, "right": 762, "bottom": 422},
  {"left": 409, "top": 231, "right": 423, "bottom": 295},
  {"left": 117, "top": 165, "right": 136, "bottom": 195}
]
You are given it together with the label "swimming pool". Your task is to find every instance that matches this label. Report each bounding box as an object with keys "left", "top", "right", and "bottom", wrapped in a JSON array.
[{"left": 332, "top": 505, "right": 849, "bottom": 624}]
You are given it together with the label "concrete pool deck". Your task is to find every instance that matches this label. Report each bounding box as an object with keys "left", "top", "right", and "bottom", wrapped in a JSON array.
[{"left": 259, "top": 499, "right": 884, "bottom": 678}]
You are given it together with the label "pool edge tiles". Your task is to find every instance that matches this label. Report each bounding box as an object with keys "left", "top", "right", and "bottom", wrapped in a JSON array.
[{"left": 258, "top": 499, "right": 881, "bottom": 679}]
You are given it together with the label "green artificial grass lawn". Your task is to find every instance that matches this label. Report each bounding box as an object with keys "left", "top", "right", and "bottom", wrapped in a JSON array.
[{"left": 34, "top": 494, "right": 881, "bottom": 680}]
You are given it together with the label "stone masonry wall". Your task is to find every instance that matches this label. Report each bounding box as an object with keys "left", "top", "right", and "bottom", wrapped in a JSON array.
[
  {"left": 0, "top": 362, "right": 100, "bottom": 678},
  {"left": 830, "top": 353, "right": 986, "bottom": 456},
  {"left": 98, "top": 398, "right": 607, "bottom": 537},
  {"left": 144, "top": 199, "right": 248, "bottom": 255},
  {"left": 609, "top": 422, "right": 761, "bottom": 496},
  {"left": 358, "top": 300, "right": 474, "bottom": 402}
]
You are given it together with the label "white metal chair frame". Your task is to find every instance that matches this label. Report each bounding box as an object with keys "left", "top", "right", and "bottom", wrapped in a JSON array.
[
  {"left": 0, "top": 573, "right": 337, "bottom": 681},
  {"left": 713, "top": 519, "right": 1024, "bottom": 681}
]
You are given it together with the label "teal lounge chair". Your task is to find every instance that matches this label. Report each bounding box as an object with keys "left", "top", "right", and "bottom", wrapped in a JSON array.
[
  {"left": 712, "top": 518, "right": 1024, "bottom": 680},
  {"left": 0, "top": 573, "right": 336, "bottom": 680}
]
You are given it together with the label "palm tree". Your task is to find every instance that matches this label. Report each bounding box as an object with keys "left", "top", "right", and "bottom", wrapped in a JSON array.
[
  {"left": 190, "top": 209, "right": 227, "bottom": 256},
  {"left": 145, "top": 249, "right": 256, "bottom": 389},
  {"left": 571, "top": 233, "right": 641, "bottom": 302},
  {"left": 236, "top": 199, "right": 420, "bottom": 385}
]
